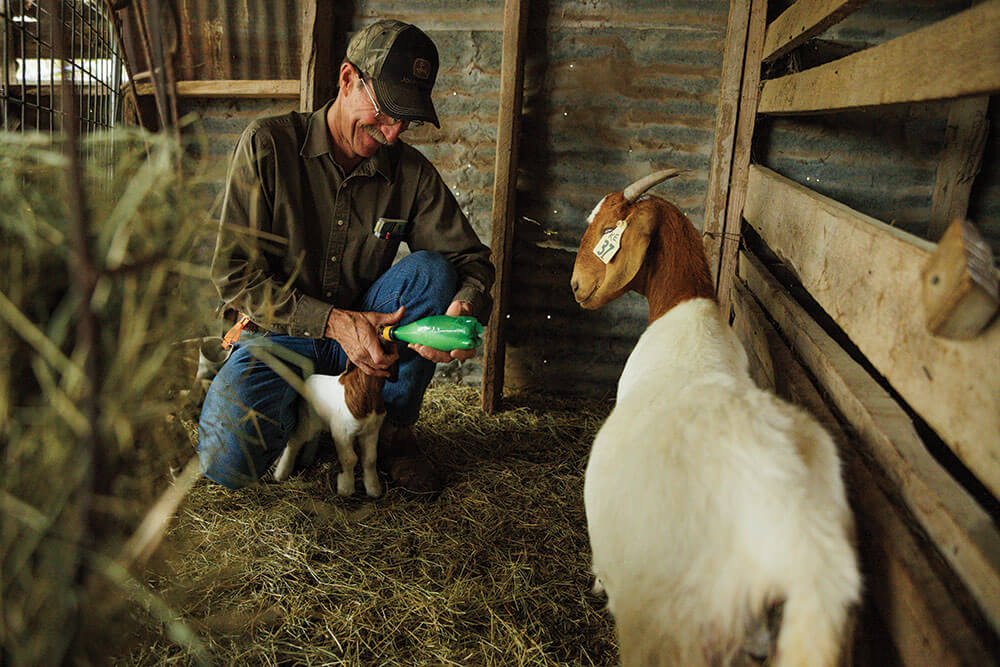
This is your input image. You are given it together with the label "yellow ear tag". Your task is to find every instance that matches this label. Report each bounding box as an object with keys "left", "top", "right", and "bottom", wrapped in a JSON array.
[{"left": 593, "top": 220, "right": 628, "bottom": 264}]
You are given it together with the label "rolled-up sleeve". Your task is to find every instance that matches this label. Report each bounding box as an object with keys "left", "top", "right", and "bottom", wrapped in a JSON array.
[
  {"left": 211, "top": 124, "right": 332, "bottom": 337},
  {"left": 407, "top": 158, "right": 494, "bottom": 323}
]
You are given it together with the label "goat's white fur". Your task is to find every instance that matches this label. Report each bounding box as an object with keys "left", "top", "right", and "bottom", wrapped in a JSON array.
[
  {"left": 585, "top": 298, "right": 860, "bottom": 665},
  {"left": 274, "top": 374, "right": 384, "bottom": 497}
]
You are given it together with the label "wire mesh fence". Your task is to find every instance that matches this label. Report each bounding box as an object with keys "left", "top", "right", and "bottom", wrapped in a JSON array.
[{"left": 1, "top": 0, "right": 125, "bottom": 134}]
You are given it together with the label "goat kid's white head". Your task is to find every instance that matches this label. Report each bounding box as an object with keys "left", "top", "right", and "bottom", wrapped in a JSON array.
[{"left": 570, "top": 169, "right": 683, "bottom": 309}]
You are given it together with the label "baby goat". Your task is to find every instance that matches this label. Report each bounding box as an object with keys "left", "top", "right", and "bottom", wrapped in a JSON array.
[
  {"left": 570, "top": 170, "right": 860, "bottom": 666},
  {"left": 274, "top": 365, "right": 385, "bottom": 498}
]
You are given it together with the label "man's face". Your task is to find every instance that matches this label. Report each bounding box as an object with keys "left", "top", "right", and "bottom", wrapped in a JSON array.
[{"left": 331, "top": 67, "right": 409, "bottom": 162}]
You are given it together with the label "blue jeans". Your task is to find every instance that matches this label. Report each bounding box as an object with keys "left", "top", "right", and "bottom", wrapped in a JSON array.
[{"left": 197, "top": 251, "right": 457, "bottom": 488}]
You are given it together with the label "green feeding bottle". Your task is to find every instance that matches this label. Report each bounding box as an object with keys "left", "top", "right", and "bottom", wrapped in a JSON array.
[{"left": 379, "top": 315, "right": 484, "bottom": 351}]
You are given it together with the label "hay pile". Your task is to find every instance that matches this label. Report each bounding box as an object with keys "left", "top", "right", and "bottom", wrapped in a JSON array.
[{"left": 124, "top": 383, "right": 619, "bottom": 665}]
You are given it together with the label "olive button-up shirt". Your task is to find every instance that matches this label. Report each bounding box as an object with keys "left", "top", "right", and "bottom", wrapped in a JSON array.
[{"left": 211, "top": 99, "right": 494, "bottom": 338}]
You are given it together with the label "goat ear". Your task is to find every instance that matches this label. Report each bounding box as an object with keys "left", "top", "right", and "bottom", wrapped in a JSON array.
[{"left": 601, "top": 205, "right": 657, "bottom": 293}]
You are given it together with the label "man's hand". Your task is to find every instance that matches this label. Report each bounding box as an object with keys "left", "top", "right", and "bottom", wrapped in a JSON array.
[
  {"left": 408, "top": 300, "right": 478, "bottom": 364},
  {"left": 324, "top": 306, "right": 403, "bottom": 377}
]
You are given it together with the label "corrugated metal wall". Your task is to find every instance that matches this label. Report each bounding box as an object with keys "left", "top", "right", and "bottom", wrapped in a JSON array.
[
  {"left": 175, "top": 1, "right": 303, "bottom": 80},
  {"left": 174, "top": 0, "right": 730, "bottom": 398},
  {"left": 169, "top": 0, "right": 998, "bottom": 398},
  {"left": 504, "top": 1, "right": 729, "bottom": 396}
]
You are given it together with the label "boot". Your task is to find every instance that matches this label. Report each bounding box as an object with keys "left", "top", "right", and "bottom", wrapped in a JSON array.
[{"left": 378, "top": 423, "right": 444, "bottom": 495}]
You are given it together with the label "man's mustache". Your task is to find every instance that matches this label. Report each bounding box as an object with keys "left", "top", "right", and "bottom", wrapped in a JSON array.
[{"left": 364, "top": 125, "right": 391, "bottom": 145}]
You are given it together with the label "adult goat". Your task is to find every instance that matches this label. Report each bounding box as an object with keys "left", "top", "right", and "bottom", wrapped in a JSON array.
[{"left": 570, "top": 170, "right": 860, "bottom": 666}]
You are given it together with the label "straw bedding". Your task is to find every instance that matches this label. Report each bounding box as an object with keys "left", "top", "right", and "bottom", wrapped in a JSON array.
[{"left": 126, "top": 383, "right": 619, "bottom": 665}]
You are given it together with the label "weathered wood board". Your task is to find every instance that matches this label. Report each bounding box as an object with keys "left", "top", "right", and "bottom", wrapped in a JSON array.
[
  {"left": 758, "top": 0, "right": 1000, "bottom": 114},
  {"left": 761, "top": 0, "right": 871, "bottom": 64},
  {"left": 743, "top": 165, "right": 1000, "bottom": 500},
  {"left": 740, "top": 250, "right": 1000, "bottom": 639}
]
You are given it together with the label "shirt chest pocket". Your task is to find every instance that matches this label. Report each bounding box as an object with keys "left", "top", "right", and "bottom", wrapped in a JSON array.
[{"left": 356, "top": 228, "right": 402, "bottom": 284}]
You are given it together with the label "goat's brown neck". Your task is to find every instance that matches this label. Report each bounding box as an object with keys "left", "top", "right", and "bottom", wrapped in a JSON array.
[
  {"left": 341, "top": 365, "right": 386, "bottom": 418},
  {"left": 630, "top": 209, "right": 716, "bottom": 323}
]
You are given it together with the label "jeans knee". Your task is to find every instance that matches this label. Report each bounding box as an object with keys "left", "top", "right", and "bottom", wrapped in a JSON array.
[
  {"left": 409, "top": 250, "right": 456, "bottom": 283},
  {"left": 405, "top": 251, "right": 457, "bottom": 307},
  {"left": 197, "top": 391, "right": 252, "bottom": 489}
]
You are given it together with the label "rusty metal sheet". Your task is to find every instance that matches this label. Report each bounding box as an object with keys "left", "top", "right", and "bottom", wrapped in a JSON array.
[{"left": 175, "top": 0, "right": 302, "bottom": 81}]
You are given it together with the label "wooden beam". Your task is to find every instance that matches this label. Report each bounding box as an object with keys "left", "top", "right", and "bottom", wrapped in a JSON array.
[
  {"left": 132, "top": 0, "right": 178, "bottom": 133},
  {"left": 133, "top": 80, "right": 299, "bottom": 99},
  {"left": 702, "top": 0, "right": 753, "bottom": 285},
  {"left": 740, "top": 250, "right": 1000, "bottom": 640},
  {"left": 758, "top": 0, "right": 1000, "bottom": 114},
  {"left": 299, "top": 0, "right": 338, "bottom": 113},
  {"left": 744, "top": 165, "right": 1000, "bottom": 498},
  {"left": 715, "top": 0, "right": 767, "bottom": 317},
  {"left": 761, "top": 0, "right": 871, "bottom": 64},
  {"left": 481, "top": 0, "right": 529, "bottom": 414},
  {"left": 842, "top": 439, "right": 995, "bottom": 665},
  {"left": 928, "top": 97, "right": 990, "bottom": 240},
  {"left": 729, "top": 277, "right": 776, "bottom": 392}
]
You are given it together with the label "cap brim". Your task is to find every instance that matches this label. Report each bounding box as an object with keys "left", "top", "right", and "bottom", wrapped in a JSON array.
[{"left": 371, "top": 78, "right": 440, "bottom": 129}]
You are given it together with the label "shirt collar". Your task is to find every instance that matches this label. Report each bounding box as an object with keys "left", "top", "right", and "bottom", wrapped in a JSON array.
[{"left": 300, "top": 97, "right": 395, "bottom": 181}]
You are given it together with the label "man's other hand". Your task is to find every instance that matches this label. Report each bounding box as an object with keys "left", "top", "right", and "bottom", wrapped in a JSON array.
[
  {"left": 325, "top": 306, "right": 403, "bottom": 377},
  {"left": 408, "top": 300, "right": 478, "bottom": 364}
]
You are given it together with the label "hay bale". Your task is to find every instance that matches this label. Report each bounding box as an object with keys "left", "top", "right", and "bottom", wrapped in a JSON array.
[{"left": 0, "top": 130, "right": 217, "bottom": 665}]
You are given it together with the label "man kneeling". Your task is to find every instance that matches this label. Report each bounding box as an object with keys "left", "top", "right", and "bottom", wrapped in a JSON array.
[{"left": 196, "top": 19, "right": 493, "bottom": 493}]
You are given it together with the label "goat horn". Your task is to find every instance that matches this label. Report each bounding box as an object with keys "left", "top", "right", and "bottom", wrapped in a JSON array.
[{"left": 623, "top": 169, "right": 686, "bottom": 202}]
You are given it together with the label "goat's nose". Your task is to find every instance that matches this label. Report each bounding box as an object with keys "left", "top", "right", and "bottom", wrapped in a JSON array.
[{"left": 570, "top": 277, "right": 580, "bottom": 295}]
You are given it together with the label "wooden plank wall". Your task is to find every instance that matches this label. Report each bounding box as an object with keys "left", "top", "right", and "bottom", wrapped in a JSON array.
[{"left": 715, "top": 0, "right": 1000, "bottom": 661}]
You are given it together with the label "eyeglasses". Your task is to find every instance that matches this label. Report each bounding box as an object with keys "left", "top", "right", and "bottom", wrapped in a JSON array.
[{"left": 359, "top": 74, "right": 424, "bottom": 128}]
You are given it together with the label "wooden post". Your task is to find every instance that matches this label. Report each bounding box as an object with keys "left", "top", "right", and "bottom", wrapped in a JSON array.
[
  {"left": 703, "top": 0, "right": 752, "bottom": 284},
  {"left": 132, "top": 0, "right": 179, "bottom": 134},
  {"left": 481, "top": 0, "right": 529, "bottom": 414},
  {"left": 715, "top": 0, "right": 767, "bottom": 316},
  {"left": 299, "top": 0, "right": 337, "bottom": 113},
  {"left": 928, "top": 97, "right": 989, "bottom": 240}
]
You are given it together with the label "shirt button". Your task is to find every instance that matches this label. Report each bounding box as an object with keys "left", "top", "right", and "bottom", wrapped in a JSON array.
[
  {"left": 337, "top": 219, "right": 344, "bottom": 226},
  {"left": 330, "top": 256, "right": 337, "bottom": 263},
  {"left": 325, "top": 291, "right": 332, "bottom": 297}
]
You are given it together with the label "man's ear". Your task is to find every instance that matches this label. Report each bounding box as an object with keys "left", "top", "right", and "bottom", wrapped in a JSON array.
[
  {"left": 600, "top": 205, "right": 657, "bottom": 295},
  {"left": 338, "top": 62, "right": 355, "bottom": 91}
]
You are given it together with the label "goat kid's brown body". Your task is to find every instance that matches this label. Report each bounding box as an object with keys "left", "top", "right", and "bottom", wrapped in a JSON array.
[
  {"left": 341, "top": 364, "right": 386, "bottom": 419},
  {"left": 274, "top": 364, "right": 386, "bottom": 496}
]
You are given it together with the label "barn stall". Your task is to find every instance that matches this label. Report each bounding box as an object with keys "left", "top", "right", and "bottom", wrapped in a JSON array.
[{"left": 0, "top": 0, "right": 998, "bottom": 664}]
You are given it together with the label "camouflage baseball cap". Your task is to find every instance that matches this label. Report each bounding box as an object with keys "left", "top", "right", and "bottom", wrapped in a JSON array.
[{"left": 346, "top": 19, "right": 440, "bottom": 128}]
